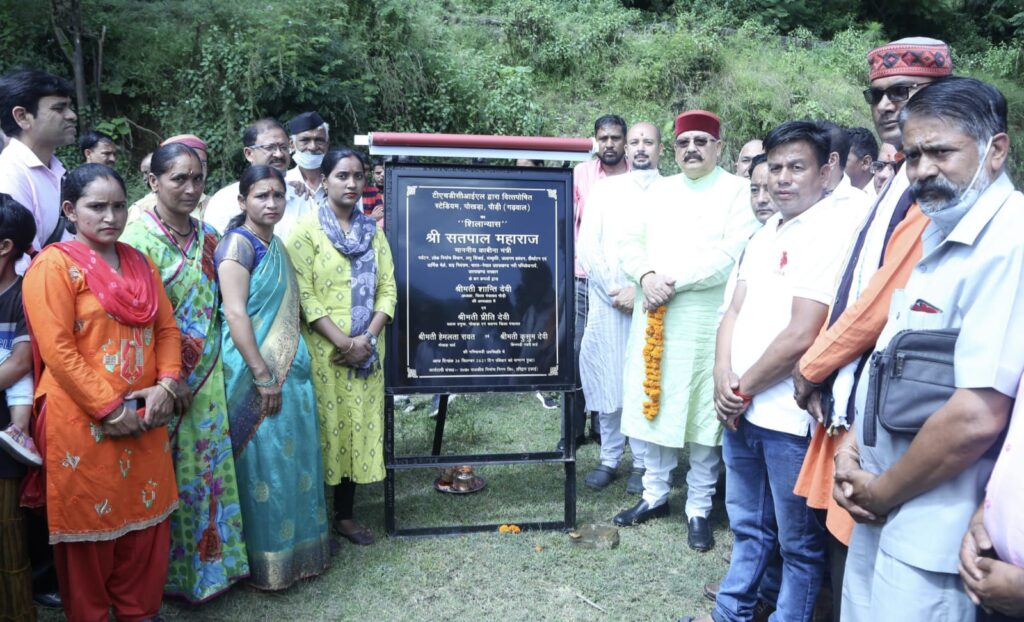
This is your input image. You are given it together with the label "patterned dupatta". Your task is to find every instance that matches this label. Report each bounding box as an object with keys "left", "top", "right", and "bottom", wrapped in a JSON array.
[
  {"left": 222, "top": 237, "right": 301, "bottom": 456},
  {"left": 317, "top": 200, "right": 379, "bottom": 378}
]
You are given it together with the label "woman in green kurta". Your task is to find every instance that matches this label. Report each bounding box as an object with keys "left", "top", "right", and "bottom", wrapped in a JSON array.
[
  {"left": 287, "top": 149, "right": 396, "bottom": 546},
  {"left": 122, "top": 143, "right": 248, "bottom": 601}
]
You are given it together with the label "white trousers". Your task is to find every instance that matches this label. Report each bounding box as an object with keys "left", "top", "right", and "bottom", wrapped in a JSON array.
[
  {"left": 597, "top": 409, "right": 645, "bottom": 470},
  {"left": 635, "top": 441, "right": 721, "bottom": 517},
  {"left": 842, "top": 522, "right": 975, "bottom": 622}
]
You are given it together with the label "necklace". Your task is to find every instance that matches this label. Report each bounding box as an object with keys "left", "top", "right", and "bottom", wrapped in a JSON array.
[
  {"left": 154, "top": 205, "right": 194, "bottom": 238},
  {"left": 242, "top": 223, "right": 273, "bottom": 246}
]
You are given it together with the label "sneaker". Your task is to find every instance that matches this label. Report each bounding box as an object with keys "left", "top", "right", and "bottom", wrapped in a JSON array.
[
  {"left": 535, "top": 391, "right": 558, "bottom": 410},
  {"left": 0, "top": 423, "right": 43, "bottom": 466}
]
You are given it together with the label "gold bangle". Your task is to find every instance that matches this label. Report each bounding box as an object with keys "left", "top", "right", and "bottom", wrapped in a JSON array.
[
  {"left": 156, "top": 380, "right": 177, "bottom": 399},
  {"left": 105, "top": 405, "right": 129, "bottom": 425}
]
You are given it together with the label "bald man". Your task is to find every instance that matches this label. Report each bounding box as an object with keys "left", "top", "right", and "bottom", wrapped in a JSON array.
[
  {"left": 734, "top": 139, "right": 763, "bottom": 177},
  {"left": 578, "top": 122, "right": 663, "bottom": 494}
]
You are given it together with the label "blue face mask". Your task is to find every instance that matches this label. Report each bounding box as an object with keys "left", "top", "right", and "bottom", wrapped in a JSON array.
[{"left": 913, "top": 137, "right": 993, "bottom": 236}]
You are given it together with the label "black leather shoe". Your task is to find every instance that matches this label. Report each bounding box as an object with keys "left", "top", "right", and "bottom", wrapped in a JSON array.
[
  {"left": 556, "top": 435, "right": 587, "bottom": 452},
  {"left": 625, "top": 468, "right": 645, "bottom": 495},
  {"left": 687, "top": 516, "right": 714, "bottom": 551},
  {"left": 703, "top": 581, "right": 719, "bottom": 602},
  {"left": 613, "top": 499, "right": 669, "bottom": 526},
  {"left": 33, "top": 591, "right": 61, "bottom": 608},
  {"left": 584, "top": 464, "right": 617, "bottom": 490}
]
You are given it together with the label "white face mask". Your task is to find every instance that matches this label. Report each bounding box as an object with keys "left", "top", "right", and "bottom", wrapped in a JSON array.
[
  {"left": 913, "top": 137, "right": 993, "bottom": 236},
  {"left": 292, "top": 149, "right": 325, "bottom": 171}
]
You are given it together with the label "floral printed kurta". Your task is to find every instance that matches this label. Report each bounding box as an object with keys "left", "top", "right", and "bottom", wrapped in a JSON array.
[
  {"left": 287, "top": 214, "right": 397, "bottom": 485},
  {"left": 122, "top": 215, "right": 248, "bottom": 602},
  {"left": 23, "top": 247, "right": 180, "bottom": 542}
]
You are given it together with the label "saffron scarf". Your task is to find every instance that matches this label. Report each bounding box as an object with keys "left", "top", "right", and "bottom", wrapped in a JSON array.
[
  {"left": 317, "top": 199, "right": 379, "bottom": 378},
  {"left": 54, "top": 241, "right": 159, "bottom": 326}
]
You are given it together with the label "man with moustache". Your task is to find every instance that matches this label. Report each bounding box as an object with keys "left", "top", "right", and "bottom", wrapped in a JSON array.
[
  {"left": 577, "top": 121, "right": 662, "bottom": 493},
  {"left": 790, "top": 39, "right": 951, "bottom": 619},
  {"left": 614, "top": 110, "right": 757, "bottom": 553},
  {"left": 734, "top": 139, "right": 763, "bottom": 178},
  {"left": 563, "top": 114, "right": 630, "bottom": 451},
  {"left": 684, "top": 120, "right": 860, "bottom": 622},
  {"left": 205, "top": 118, "right": 303, "bottom": 236},
  {"left": 0, "top": 68, "right": 77, "bottom": 263},
  {"left": 79, "top": 129, "right": 118, "bottom": 167},
  {"left": 833, "top": 76, "right": 1024, "bottom": 622}
]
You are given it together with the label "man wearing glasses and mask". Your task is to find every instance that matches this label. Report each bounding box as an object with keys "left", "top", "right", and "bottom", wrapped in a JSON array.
[
  {"left": 205, "top": 117, "right": 301, "bottom": 234},
  {"left": 614, "top": 110, "right": 757, "bottom": 553}
]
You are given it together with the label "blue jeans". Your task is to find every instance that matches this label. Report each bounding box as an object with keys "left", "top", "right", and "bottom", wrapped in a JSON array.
[{"left": 713, "top": 421, "right": 825, "bottom": 622}]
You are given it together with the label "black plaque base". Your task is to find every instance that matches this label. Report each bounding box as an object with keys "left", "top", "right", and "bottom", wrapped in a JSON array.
[{"left": 384, "top": 393, "right": 578, "bottom": 538}]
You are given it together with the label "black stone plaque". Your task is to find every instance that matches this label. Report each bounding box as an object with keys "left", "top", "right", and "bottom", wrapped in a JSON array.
[{"left": 385, "top": 164, "right": 574, "bottom": 393}]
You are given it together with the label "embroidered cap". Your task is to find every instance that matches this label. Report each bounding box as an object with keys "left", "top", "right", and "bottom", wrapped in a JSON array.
[{"left": 867, "top": 37, "right": 952, "bottom": 81}]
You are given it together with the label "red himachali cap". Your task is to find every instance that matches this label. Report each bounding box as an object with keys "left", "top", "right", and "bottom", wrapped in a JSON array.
[
  {"left": 867, "top": 37, "right": 952, "bottom": 81},
  {"left": 674, "top": 110, "right": 720, "bottom": 139}
]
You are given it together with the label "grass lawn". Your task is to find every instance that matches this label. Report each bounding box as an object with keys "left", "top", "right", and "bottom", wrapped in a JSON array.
[{"left": 41, "top": 392, "right": 732, "bottom": 621}]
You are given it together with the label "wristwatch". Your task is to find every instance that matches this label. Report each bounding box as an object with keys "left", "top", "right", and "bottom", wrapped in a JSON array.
[{"left": 363, "top": 331, "right": 378, "bottom": 348}]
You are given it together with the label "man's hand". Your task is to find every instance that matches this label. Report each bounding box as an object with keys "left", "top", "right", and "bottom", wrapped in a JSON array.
[
  {"left": 288, "top": 180, "right": 310, "bottom": 198},
  {"left": 640, "top": 272, "right": 675, "bottom": 310},
  {"left": 961, "top": 557, "right": 1024, "bottom": 617},
  {"left": 833, "top": 463, "right": 890, "bottom": 523},
  {"left": 792, "top": 367, "right": 821, "bottom": 410},
  {"left": 610, "top": 285, "right": 635, "bottom": 314},
  {"left": 370, "top": 204, "right": 385, "bottom": 221},
  {"left": 714, "top": 369, "right": 747, "bottom": 419},
  {"left": 960, "top": 505, "right": 995, "bottom": 605},
  {"left": 832, "top": 448, "right": 886, "bottom": 524}
]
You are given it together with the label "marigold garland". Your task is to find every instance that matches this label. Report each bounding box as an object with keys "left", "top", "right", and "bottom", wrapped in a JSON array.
[
  {"left": 642, "top": 305, "right": 667, "bottom": 421},
  {"left": 498, "top": 524, "right": 522, "bottom": 534}
]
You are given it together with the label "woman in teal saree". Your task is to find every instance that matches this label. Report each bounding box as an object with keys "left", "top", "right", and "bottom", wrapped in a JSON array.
[{"left": 216, "top": 165, "right": 329, "bottom": 590}]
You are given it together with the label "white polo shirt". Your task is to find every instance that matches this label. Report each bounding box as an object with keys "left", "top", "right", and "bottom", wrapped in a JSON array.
[
  {"left": 731, "top": 194, "right": 860, "bottom": 436},
  {"left": 203, "top": 178, "right": 307, "bottom": 240}
]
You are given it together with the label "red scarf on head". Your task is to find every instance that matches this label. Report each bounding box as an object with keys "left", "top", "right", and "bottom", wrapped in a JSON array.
[{"left": 53, "top": 240, "right": 159, "bottom": 326}]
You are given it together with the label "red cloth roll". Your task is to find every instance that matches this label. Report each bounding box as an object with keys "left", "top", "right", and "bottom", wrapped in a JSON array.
[{"left": 369, "top": 132, "right": 593, "bottom": 153}]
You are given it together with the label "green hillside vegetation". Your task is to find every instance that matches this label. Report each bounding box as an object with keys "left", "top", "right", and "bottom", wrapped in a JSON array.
[{"left": 2, "top": 0, "right": 1023, "bottom": 192}]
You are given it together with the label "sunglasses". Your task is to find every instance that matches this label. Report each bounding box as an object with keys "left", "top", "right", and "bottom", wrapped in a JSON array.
[
  {"left": 862, "top": 83, "right": 927, "bottom": 105},
  {"left": 674, "top": 137, "right": 717, "bottom": 149}
]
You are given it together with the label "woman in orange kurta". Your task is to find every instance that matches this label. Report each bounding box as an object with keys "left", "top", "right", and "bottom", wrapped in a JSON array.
[{"left": 22, "top": 164, "right": 183, "bottom": 622}]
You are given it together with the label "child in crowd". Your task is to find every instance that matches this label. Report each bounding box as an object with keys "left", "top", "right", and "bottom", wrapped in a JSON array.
[{"left": 0, "top": 193, "right": 40, "bottom": 466}]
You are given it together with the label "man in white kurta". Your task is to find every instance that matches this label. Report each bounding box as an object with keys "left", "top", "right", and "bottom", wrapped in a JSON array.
[
  {"left": 614, "top": 110, "right": 758, "bottom": 551},
  {"left": 205, "top": 118, "right": 309, "bottom": 239},
  {"left": 577, "top": 122, "right": 662, "bottom": 493}
]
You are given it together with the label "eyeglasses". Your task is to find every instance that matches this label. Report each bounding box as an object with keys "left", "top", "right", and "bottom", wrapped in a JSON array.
[
  {"left": 674, "top": 137, "right": 717, "bottom": 149},
  {"left": 251, "top": 143, "right": 290, "bottom": 154},
  {"left": 862, "top": 83, "right": 926, "bottom": 105},
  {"left": 870, "top": 160, "right": 897, "bottom": 174}
]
